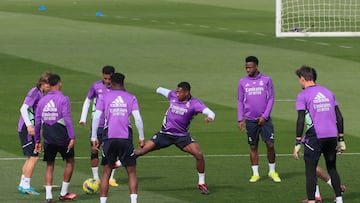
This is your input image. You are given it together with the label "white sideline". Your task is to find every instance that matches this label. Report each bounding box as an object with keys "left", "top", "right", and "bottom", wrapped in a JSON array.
[{"left": 1, "top": 153, "right": 359, "bottom": 161}]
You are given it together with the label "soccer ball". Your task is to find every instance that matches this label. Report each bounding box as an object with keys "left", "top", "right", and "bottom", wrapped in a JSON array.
[{"left": 82, "top": 178, "right": 99, "bottom": 194}]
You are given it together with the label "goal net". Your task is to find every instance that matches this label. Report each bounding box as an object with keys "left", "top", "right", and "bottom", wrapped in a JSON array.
[{"left": 276, "top": 0, "right": 360, "bottom": 37}]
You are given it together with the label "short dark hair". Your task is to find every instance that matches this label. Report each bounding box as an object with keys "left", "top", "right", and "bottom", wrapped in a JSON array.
[
  {"left": 111, "top": 72, "right": 125, "bottom": 86},
  {"left": 295, "top": 65, "right": 317, "bottom": 81},
  {"left": 102, "top": 65, "right": 115, "bottom": 74},
  {"left": 177, "top": 81, "right": 191, "bottom": 91},
  {"left": 48, "top": 74, "right": 61, "bottom": 86},
  {"left": 245, "top": 56, "right": 259, "bottom": 65}
]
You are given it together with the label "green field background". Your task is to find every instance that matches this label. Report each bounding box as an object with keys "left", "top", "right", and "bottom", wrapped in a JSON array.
[{"left": 0, "top": 0, "right": 359, "bottom": 202}]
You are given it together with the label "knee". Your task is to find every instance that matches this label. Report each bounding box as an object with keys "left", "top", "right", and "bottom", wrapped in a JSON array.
[
  {"left": 135, "top": 148, "right": 145, "bottom": 156},
  {"left": 193, "top": 151, "right": 204, "bottom": 160},
  {"left": 266, "top": 142, "right": 275, "bottom": 149}
]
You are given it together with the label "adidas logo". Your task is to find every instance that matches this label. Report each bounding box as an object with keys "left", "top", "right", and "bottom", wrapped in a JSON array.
[
  {"left": 43, "top": 100, "right": 57, "bottom": 112},
  {"left": 313, "top": 92, "right": 329, "bottom": 103},
  {"left": 110, "top": 96, "right": 126, "bottom": 107}
]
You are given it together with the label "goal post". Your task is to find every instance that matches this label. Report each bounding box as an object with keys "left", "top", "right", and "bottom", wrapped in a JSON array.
[{"left": 276, "top": 0, "right": 360, "bottom": 37}]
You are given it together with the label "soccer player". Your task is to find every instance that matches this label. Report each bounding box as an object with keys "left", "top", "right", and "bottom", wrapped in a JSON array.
[
  {"left": 135, "top": 81, "right": 215, "bottom": 195},
  {"left": 80, "top": 65, "right": 119, "bottom": 186},
  {"left": 34, "top": 74, "right": 77, "bottom": 203},
  {"left": 17, "top": 72, "right": 51, "bottom": 195},
  {"left": 294, "top": 65, "right": 345, "bottom": 203},
  {"left": 294, "top": 110, "right": 346, "bottom": 202},
  {"left": 91, "top": 73, "right": 144, "bottom": 203},
  {"left": 237, "top": 56, "right": 281, "bottom": 183}
]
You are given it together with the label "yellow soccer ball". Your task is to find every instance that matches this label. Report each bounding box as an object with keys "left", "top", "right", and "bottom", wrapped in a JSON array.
[{"left": 83, "top": 178, "right": 99, "bottom": 194}]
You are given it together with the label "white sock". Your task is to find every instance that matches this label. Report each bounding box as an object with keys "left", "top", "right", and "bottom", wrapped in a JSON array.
[
  {"left": 110, "top": 169, "right": 116, "bottom": 180},
  {"left": 100, "top": 197, "right": 107, "bottom": 203},
  {"left": 315, "top": 185, "right": 321, "bottom": 197},
  {"left": 130, "top": 194, "right": 138, "bottom": 203},
  {"left": 45, "top": 185, "right": 53, "bottom": 199},
  {"left": 198, "top": 173, "right": 205, "bottom": 185},
  {"left": 268, "top": 163, "right": 276, "bottom": 173},
  {"left": 252, "top": 165, "right": 259, "bottom": 176},
  {"left": 335, "top": 196, "right": 343, "bottom": 203},
  {"left": 23, "top": 177, "right": 31, "bottom": 189},
  {"left": 327, "top": 179, "right": 332, "bottom": 187},
  {"left": 19, "top": 174, "right": 25, "bottom": 187},
  {"left": 60, "top": 181, "right": 70, "bottom": 196},
  {"left": 92, "top": 167, "right": 99, "bottom": 180}
]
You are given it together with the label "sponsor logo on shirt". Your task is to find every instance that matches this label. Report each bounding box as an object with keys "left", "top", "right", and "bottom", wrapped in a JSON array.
[
  {"left": 170, "top": 104, "right": 188, "bottom": 115},
  {"left": 42, "top": 100, "right": 58, "bottom": 121},
  {"left": 245, "top": 86, "right": 264, "bottom": 96},
  {"left": 110, "top": 96, "right": 127, "bottom": 116},
  {"left": 313, "top": 92, "right": 331, "bottom": 112}
]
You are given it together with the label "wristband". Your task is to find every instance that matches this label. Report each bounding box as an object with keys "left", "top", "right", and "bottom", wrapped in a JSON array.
[
  {"left": 295, "top": 139, "right": 301, "bottom": 146},
  {"left": 338, "top": 136, "right": 345, "bottom": 142}
]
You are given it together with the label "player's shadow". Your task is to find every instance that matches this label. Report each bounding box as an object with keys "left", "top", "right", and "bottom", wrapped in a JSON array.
[{"left": 276, "top": 171, "right": 304, "bottom": 179}]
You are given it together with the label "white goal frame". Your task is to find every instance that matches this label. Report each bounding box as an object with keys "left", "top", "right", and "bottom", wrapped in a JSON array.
[{"left": 276, "top": 0, "right": 360, "bottom": 37}]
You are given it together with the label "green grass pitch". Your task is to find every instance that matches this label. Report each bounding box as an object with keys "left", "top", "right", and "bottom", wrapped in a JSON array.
[{"left": 0, "top": 0, "right": 359, "bottom": 202}]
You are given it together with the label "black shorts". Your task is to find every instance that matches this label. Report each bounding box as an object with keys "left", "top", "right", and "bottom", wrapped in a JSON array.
[
  {"left": 318, "top": 137, "right": 338, "bottom": 163},
  {"left": 151, "top": 132, "right": 194, "bottom": 150},
  {"left": 42, "top": 123, "right": 69, "bottom": 145},
  {"left": 101, "top": 138, "right": 136, "bottom": 168},
  {"left": 303, "top": 127, "right": 321, "bottom": 161},
  {"left": 43, "top": 142, "right": 74, "bottom": 163},
  {"left": 303, "top": 127, "right": 338, "bottom": 161},
  {"left": 89, "top": 126, "right": 105, "bottom": 142},
  {"left": 245, "top": 118, "right": 275, "bottom": 145},
  {"left": 18, "top": 124, "right": 38, "bottom": 157},
  {"left": 90, "top": 127, "right": 104, "bottom": 160}
]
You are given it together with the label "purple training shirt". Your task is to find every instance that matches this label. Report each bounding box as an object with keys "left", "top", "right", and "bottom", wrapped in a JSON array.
[
  {"left": 86, "top": 80, "right": 111, "bottom": 127},
  {"left": 34, "top": 90, "right": 75, "bottom": 143},
  {"left": 237, "top": 73, "right": 274, "bottom": 121},
  {"left": 96, "top": 89, "right": 139, "bottom": 139},
  {"left": 161, "top": 90, "right": 207, "bottom": 136},
  {"left": 18, "top": 87, "right": 44, "bottom": 132},
  {"left": 296, "top": 85, "right": 338, "bottom": 139}
]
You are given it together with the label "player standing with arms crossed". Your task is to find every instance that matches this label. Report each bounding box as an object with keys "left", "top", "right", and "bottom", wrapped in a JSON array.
[
  {"left": 80, "top": 66, "right": 119, "bottom": 186},
  {"left": 237, "top": 56, "right": 281, "bottom": 183},
  {"left": 91, "top": 73, "right": 144, "bottom": 203}
]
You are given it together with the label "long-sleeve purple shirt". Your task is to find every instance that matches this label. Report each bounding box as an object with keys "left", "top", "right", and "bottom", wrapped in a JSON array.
[
  {"left": 96, "top": 89, "right": 139, "bottom": 139},
  {"left": 237, "top": 73, "right": 274, "bottom": 121},
  {"left": 296, "top": 85, "right": 338, "bottom": 139},
  {"left": 18, "top": 87, "right": 44, "bottom": 132},
  {"left": 86, "top": 80, "right": 111, "bottom": 127},
  {"left": 161, "top": 90, "right": 208, "bottom": 136},
  {"left": 34, "top": 90, "right": 75, "bottom": 144}
]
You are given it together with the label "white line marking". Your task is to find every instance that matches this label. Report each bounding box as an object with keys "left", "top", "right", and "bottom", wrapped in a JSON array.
[
  {"left": 1, "top": 153, "right": 359, "bottom": 161},
  {"left": 115, "top": 16, "right": 127, "bottom": 19},
  {"left": 316, "top": 42, "right": 329, "bottom": 46},
  {"left": 294, "top": 39, "right": 307, "bottom": 42},
  {"left": 338, "top": 45, "right": 352, "bottom": 49},
  {"left": 275, "top": 99, "right": 295, "bottom": 102},
  {"left": 235, "top": 30, "right": 248, "bottom": 33},
  {"left": 199, "top": 25, "right": 210, "bottom": 28},
  {"left": 255, "top": 32, "right": 266, "bottom": 36}
]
